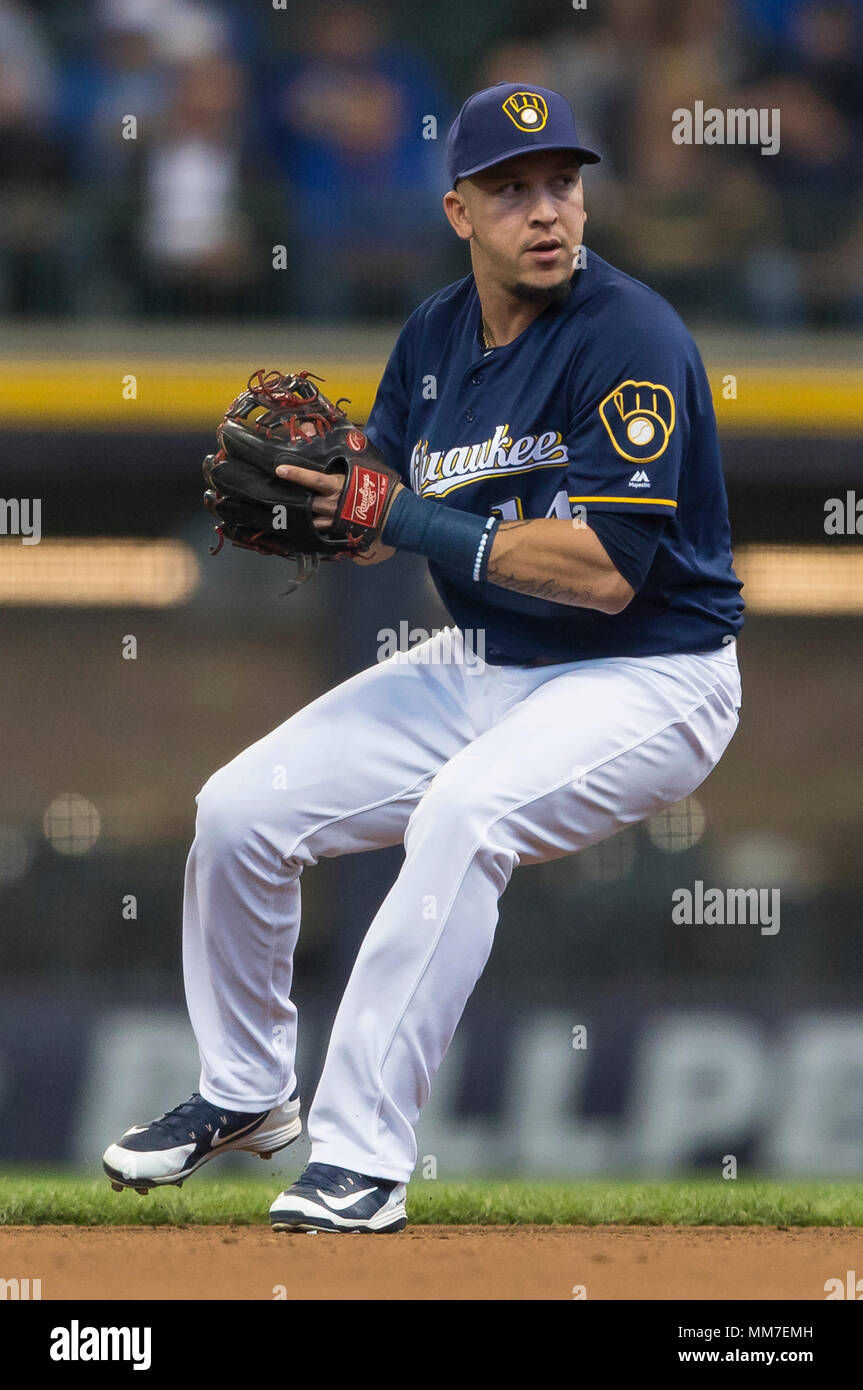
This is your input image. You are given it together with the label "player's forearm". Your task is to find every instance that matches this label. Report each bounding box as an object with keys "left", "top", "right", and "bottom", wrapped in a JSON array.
[
  {"left": 486, "top": 519, "right": 634, "bottom": 613},
  {"left": 380, "top": 491, "right": 633, "bottom": 610}
]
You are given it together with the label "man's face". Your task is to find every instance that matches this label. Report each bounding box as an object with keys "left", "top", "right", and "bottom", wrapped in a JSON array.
[{"left": 444, "top": 151, "right": 586, "bottom": 302}]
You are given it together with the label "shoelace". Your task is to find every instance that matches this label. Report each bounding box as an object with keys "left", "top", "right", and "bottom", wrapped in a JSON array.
[
  {"left": 292, "top": 1164, "right": 389, "bottom": 1195},
  {"left": 146, "top": 1094, "right": 226, "bottom": 1143}
]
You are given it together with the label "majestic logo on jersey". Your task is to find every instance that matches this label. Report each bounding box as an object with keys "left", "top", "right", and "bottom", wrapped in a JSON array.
[
  {"left": 501, "top": 91, "right": 548, "bottom": 133},
  {"left": 629, "top": 469, "right": 651, "bottom": 488},
  {"left": 410, "top": 425, "right": 567, "bottom": 499},
  {"left": 598, "top": 380, "right": 676, "bottom": 464}
]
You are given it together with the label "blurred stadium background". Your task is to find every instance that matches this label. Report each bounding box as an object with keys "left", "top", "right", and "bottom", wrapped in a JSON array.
[{"left": 0, "top": 0, "right": 862, "bottom": 1181}]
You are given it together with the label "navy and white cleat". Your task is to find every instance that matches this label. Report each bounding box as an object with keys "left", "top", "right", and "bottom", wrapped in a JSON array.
[
  {"left": 269, "top": 1163, "right": 407, "bottom": 1233},
  {"left": 103, "top": 1091, "right": 301, "bottom": 1192}
]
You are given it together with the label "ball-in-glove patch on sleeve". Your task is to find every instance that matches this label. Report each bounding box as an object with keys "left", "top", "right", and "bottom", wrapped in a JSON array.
[{"left": 202, "top": 369, "right": 402, "bottom": 590}]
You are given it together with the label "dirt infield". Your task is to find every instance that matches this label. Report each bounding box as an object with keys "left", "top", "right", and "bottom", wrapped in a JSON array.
[{"left": 4, "top": 1225, "right": 862, "bottom": 1299}]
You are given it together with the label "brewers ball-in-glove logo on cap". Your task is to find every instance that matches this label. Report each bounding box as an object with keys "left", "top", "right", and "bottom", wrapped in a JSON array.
[
  {"left": 598, "top": 381, "right": 676, "bottom": 464},
  {"left": 502, "top": 92, "right": 548, "bottom": 132},
  {"left": 446, "top": 82, "right": 601, "bottom": 186}
]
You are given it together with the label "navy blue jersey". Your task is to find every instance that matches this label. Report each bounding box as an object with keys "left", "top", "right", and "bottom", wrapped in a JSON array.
[{"left": 365, "top": 251, "right": 743, "bottom": 663}]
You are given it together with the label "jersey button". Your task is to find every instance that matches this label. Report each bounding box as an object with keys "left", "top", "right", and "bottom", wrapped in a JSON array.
[
  {"left": 465, "top": 408, "right": 475, "bottom": 422},
  {"left": 471, "top": 373, "right": 482, "bottom": 386}
]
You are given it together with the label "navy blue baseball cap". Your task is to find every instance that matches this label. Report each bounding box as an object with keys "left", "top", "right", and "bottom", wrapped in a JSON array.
[{"left": 446, "top": 82, "right": 601, "bottom": 187}]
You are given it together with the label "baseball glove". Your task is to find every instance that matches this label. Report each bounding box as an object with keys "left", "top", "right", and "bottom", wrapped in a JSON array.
[{"left": 202, "top": 368, "right": 401, "bottom": 591}]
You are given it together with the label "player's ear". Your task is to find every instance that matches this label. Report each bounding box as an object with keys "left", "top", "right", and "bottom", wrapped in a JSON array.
[{"left": 443, "top": 187, "right": 474, "bottom": 241}]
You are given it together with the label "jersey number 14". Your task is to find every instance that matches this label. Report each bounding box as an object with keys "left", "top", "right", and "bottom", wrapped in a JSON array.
[{"left": 492, "top": 489, "right": 581, "bottom": 524}]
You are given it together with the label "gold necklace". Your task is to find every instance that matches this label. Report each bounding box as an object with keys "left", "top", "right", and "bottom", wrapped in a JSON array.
[{"left": 481, "top": 318, "right": 494, "bottom": 350}]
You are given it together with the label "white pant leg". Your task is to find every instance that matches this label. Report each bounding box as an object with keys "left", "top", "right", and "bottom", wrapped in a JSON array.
[
  {"left": 308, "top": 643, "right": 742, "bottom": 1180},
  {"left": 182, "top": 631, "right": 479, "bottom": 1111}
]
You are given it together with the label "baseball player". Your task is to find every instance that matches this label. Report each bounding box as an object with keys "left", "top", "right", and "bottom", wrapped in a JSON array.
[{"left": 103, "top": 84, "right": 743, "bottom": 1233}]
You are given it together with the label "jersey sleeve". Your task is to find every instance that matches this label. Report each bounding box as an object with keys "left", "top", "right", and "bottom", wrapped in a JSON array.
[
  {"left": 564, "top": 302, "right": 701, "bottom": 518},
  {"left": 363, "top": 324, "right": 414, "bottom": 484},
  {"left": 587, "top": 511, "right": 667, "bottom": 592}
]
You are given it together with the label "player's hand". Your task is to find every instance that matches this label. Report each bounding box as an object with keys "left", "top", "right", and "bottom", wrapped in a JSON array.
[
  {"left": 276, "top": 462, "right": 345, "bottom": 530},
  {"left": 350, "top": 537, "right": 396, "bottom": 565},
  {"left": 276, "top": 462, "right": 404, "bottom": 537}
]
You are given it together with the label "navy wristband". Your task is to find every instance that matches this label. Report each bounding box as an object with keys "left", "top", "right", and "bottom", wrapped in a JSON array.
[{"left": 382, "top": 489, "right": 499, "bottom": 582}]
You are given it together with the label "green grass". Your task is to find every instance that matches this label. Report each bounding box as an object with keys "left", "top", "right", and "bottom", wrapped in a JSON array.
[{"left": 2, "top": 1173, "right": 863, "bottom": 1228}]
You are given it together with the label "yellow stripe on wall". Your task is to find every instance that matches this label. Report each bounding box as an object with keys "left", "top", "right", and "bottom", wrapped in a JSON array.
[
  {"left": 0, "top": 538, "right": 199, "bottom": 605},
  {"left": 736, "top": 544, "right": 863, "bottom": 614},
  {"left": 711, "top": 368, "right": 863, "bottom": 432},
  {"left": 0, "top": 359, "right": 859, "bottom": 432},
  {"left": 0, "top": 361, "right": 381, "bottom": 429}
]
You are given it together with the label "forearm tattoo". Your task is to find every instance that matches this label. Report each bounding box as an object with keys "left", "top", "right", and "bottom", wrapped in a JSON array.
[
  {"left": 486, "top": 560, "right": 594, "bottom": 606},
  {"left": 489, "top": 520, "right": 594, "bottom": 606}
]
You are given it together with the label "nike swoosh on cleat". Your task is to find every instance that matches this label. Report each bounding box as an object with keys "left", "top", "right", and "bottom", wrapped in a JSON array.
[
  {"left": 209, "top": 1117, "right": 262, "bottom": 1150},
  {"left": 316, "top": 1186, "right": 377, "bottom": 1211}
]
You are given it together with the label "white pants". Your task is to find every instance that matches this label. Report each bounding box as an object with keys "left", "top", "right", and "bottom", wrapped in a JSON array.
[{"left": 183, "top": 630, "right": 742, "bottom": 1181}]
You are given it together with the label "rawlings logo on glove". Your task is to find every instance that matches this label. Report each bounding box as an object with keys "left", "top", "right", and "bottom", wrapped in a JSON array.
[{"left": 344, "top": 467, "right": 392, "bottom": 528}]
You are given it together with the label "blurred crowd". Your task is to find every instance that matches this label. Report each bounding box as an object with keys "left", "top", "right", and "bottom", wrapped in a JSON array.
[{"left": 1, "top": 0, "right": 861, "bottom": 325}]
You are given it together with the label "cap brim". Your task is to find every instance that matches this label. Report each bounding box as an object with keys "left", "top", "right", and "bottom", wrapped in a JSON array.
[{"left": 453, "top": 142, "right": 602, "bottom": 183}]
